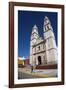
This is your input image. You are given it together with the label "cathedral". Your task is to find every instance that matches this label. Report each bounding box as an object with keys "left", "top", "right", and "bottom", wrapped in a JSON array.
[{"left": 30, "top": 16, "right": 58, "bottom": 66}]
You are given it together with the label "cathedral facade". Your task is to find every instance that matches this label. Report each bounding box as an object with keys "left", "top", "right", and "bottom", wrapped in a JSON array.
[{"left": 30, "top": 16, "right": 58, "bottom": 66}]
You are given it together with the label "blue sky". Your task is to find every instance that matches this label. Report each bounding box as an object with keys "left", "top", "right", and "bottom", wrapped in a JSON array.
[{"left": 18, "top": 10, "right": 58, "bottom": 59}]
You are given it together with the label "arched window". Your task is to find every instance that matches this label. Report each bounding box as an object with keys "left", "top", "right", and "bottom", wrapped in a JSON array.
[{"left": 38, "top": 46, "right": 40, "bottom": 50}]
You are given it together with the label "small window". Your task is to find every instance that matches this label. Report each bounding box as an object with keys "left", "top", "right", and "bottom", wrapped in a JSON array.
[{"left": 38, "top": 46, "right": 40, "bottom": 50}]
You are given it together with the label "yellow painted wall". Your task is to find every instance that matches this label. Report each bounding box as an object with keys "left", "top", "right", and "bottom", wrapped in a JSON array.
[{"left": 18, "top": 59, "right": 24, "bottom": 65}]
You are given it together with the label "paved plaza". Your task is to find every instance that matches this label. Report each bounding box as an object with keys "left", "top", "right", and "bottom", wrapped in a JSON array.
[{"left": 18, "top": 66, "right": 57, "bottom": 79}]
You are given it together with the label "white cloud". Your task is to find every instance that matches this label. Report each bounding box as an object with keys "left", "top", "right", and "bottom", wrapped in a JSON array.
[{"left": 18, "top": 56, "right": 26, "bottom": 60}]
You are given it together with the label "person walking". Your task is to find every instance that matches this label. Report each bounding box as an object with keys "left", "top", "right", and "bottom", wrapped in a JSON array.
[{"left": 31, "top": 66, "right": 33, "bottom": 73}]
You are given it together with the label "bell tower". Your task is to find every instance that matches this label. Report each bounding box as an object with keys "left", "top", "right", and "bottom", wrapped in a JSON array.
[
  {"left": 43, "top": 16, "right": 57, "bottom": 64},
  {"left": 30, "top": 25, "right": 39, "bottom": 65}
]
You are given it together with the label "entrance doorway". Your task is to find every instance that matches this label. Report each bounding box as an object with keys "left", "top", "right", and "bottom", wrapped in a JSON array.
[{"left": 38, "top": 56, "right": 41, "bottom": 65}]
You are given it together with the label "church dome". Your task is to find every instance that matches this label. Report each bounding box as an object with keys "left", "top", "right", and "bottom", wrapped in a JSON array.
[
  {"left": 44, "top": 16, "right": 51, "bottom": 26},
  {"left": 31, "top": 24, "right": 39, "bottom": 41},
  {"left": 33, "top": 24, "right": 38, "bottom": 29},
  {"left": 32, "top": 24, "right": 38, "bottom": 34}
]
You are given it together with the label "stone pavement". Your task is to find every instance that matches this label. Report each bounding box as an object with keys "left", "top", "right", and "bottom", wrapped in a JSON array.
[{"left": 18, "top": 66, "right": 57, "bottom": 78}]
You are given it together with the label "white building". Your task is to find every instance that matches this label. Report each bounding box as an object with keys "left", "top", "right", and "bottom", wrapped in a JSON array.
[{"left": 30, "top": 16, "right": 57, "bottom": 66}]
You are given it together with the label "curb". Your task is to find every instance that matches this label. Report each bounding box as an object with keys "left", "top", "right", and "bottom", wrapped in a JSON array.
[{"left": 31, "top": 73, "right": 48, "bottom": 78}]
